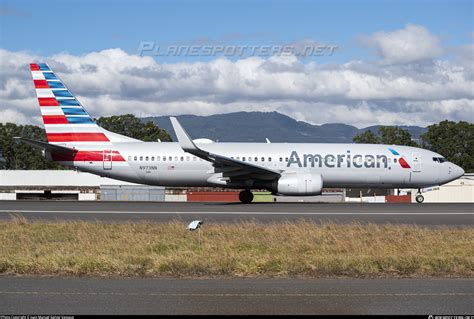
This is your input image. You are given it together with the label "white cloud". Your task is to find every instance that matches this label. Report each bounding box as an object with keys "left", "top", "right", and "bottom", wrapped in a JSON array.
[
  {"left": 0, "top": 109, "right": 31, "bottom": 125},
  {"left": 0, "top": 25, "right": 473, "bottom": 129},
  {"left": 360, "top": 24, "right": 444, "bottom": 65},
  {"left": 455, "top": 43, "right": 474, "bottom": 80}
]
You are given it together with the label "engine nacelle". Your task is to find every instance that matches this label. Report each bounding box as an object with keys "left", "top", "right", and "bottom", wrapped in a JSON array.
[{"left": 276, "top": 172, "right": 323, "bottom": 196}]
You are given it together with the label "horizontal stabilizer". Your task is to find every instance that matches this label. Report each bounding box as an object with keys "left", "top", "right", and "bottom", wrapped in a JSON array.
[{"left": 14, "top": 137, "right": 77, "bottom": 155}]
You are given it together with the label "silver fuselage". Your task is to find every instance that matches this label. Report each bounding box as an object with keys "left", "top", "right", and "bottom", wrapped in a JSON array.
[{"left": 56, "top": 141, "right": 464, "bottom": 190}]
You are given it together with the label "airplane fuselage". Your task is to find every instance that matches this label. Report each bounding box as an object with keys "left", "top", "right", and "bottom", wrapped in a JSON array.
[{"left": 55, "top": 141, "right": 463, "bottom": 190}]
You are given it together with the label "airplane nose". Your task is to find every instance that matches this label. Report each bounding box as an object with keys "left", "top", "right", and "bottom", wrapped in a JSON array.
[{"left": 453, "top": 165, "right": 465, "bottom": 179}]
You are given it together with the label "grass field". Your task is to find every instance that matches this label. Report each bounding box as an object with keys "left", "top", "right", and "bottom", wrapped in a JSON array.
[{"left": 0, "top": 217, "right": 472, "bottom": 278}]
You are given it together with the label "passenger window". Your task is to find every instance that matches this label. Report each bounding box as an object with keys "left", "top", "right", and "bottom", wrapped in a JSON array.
[
  {"left": 134, "top": 156, "right": 137, "bottom": 161},
  {"left": 186, "top": 156, "right": 190, "bottom": 161},
  {"left": 151, "top": 156, "right": 155, "bottom": 161},
  {"left": 279, "top": 157, "right": 283, "bottom": 162},
  {"left": 248, "top": 157, "right": 252, "bottom": 162},
  {"left": 242, "top": 157, "right": 246, "bottom": 161},
  {"left": 268, "top": 157, "right": 272, "bottom": 162},
  {"left": 193, "top": 157, "right": 197, "bottom": 161},
  {"left": 145, "top": 156, "right": 149, "bottom": 161},
  {"left": 394, "top": 158, "right": 397, "bottom": 163},
  {"left": 261, "top": 157, "right": 265, "bottom": 162},
  {"left": 180, "top": 156, "right": 184, "bottom": 161},
  {"left": 254, "top": 157, "right": 258, "bottom": 162},
  {"left": 285, "top": 157, "right": 288, "bottom": 162},
  {"left": 140, "top": 156, "right": 143, "bottom": 161},
  {"left": 169, "top": 156, "right": 172, "bottom": 161},
  {"left": 128, "top": 156, "right": 131, "bottom": 161},
  {"left": 157, "top": 156, "right": 161, "bottom": 161}
]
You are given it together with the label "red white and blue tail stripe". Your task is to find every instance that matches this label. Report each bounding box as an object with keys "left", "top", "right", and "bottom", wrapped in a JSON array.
[{"left": 30, "top": 63, "right": 137, "bottom": 147}]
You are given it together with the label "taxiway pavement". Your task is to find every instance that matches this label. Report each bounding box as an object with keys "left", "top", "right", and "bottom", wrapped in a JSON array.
[
  {"left": 0, "top": 277, "right": 472, "bottom": 315},
  {"left": 0, "top": 201, "right": 472, "bottom": 226}
]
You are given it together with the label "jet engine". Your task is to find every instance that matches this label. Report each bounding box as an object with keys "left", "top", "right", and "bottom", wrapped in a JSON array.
[{"left": 275, "top": 172, "right": 323, "bottom": 196}]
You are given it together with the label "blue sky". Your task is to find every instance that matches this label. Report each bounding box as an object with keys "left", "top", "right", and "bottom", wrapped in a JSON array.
[{"left": 1, "top": 0, "right": 472, "bottom": 62}]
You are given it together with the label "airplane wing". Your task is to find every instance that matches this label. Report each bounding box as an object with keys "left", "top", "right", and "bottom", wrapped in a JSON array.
[
  {"left": 170, "top": 117, "right": 281, "bottom": 180},
  {"left": 14, "top": 137, "right": 78, "bottom": 155}
]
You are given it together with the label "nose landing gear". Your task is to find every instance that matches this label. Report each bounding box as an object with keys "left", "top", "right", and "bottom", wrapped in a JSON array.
[
  {"left": 415, "top": 189, "right": 424, "bottom": 203},
  {"left": 239, "top": 190, "right": 254, "bottom": 203}
]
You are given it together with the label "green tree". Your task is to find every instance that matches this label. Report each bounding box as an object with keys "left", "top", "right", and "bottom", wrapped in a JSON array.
[
  {"left": 96, "top": 114, "right": 172, "bottom": 142},
  {"left": 0, "top": 123, "right": 63, "bottom": 170},
  {"left": 0, "top": 145, "right": 7, "bottom": 169},
  {"left": 378, "top": 126, "right": 417, "bottom": 146},
  {"left": 353, "top": 127, "right": 417, "bottom": 146},
  {"left": 352, "top": 130, "right": 380, "bottom": 144},
  {"left": 421, "top": 120, "right": 474, "bottom": 172}
]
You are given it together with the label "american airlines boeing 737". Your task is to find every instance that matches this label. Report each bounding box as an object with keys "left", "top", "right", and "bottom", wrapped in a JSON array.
[{"left": 19, "top": 63, "right": 465, "bottom": 203}]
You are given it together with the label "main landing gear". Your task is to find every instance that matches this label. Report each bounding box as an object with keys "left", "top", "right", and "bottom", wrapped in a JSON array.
[
  {"left": 415, "top": 189, "right": 424, "bottom": 204},
  {"left": 239, "top": 190, "right": 254, "bottom": 204}
]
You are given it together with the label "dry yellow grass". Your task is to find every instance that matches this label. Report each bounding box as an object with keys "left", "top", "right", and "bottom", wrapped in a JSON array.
[{"left": 0, "top": 217, "right": 473, "bottom": 278}]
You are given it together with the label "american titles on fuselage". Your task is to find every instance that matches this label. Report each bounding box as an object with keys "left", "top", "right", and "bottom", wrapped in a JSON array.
[{"left": 287, "top": 150, "right": 390, "bottom": 169}]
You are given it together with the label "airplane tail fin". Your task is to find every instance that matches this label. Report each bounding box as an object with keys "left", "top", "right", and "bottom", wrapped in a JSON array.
[{"left": 30, "top": 63, "right": 137, "bottom": 148}]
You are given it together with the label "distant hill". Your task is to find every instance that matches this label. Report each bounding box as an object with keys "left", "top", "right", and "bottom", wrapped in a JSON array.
[{"left": 142, "top": 111, "right": 427, "bottom": 143}]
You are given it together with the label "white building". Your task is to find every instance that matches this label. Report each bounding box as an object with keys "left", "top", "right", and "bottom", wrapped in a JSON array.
[
  {"left": 0, "top": 170, "right": 167, "bottom": 201},
  {"left": 415, "top": 174, "right": 474, "bottom": 203}
]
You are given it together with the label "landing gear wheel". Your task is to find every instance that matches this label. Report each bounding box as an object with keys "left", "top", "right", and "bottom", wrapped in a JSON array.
[
  {"left": 415, "top": 194, "right": 424, "bottom": 203},
  {"left": 239, "top": 190, "right": 254, "bottom": 203}
]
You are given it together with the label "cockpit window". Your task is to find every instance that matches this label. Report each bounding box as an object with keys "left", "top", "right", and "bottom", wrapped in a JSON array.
[
  {"left": 433, "top": 157, "right": 447, "bottom": 163},
  {"left": 432, "top": 157, "right": 439, "bottom": 162}
]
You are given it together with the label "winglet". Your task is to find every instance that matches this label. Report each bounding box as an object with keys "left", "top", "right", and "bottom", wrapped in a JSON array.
[
  {"left": 169, "top": 117, "right": 280, "bottom": 177},
  {"left": 170, "top": 117, "right": 199, "bottom": 152}
]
